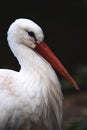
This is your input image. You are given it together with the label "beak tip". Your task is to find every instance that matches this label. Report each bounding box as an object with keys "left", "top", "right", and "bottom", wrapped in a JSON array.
[
  {"left": 76, "top": 86, "right": 80, "bottom": 91},
  {"left": 73, "top": 83, "right": 80, "bottom": 91}
]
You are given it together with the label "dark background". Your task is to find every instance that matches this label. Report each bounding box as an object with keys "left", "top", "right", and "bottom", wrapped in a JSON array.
[
  {"left": 0, "top": 1, "right": 87, "bottom": 70},
  {"left": 0, "top": 1, "right": 87, "bottom": 129}
]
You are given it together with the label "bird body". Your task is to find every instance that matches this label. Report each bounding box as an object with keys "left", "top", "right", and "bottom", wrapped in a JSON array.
[
  {"left": 0, "top": 18, "right": 79, "bottom": 130},
  {"left": 0, "top": 51, "right": 62, "bottom": 130}
]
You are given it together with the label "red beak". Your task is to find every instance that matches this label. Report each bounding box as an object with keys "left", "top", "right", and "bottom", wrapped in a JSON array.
[{"left": 35, "top": 42, "right": 79, "bottom": 90}]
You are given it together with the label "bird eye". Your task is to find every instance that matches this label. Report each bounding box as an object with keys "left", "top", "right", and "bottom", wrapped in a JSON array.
[
  {"left": 28, "top": 31, "right": 35, "bottom": 37},
  {"left": 28, "top": 31, "right": 37, "bottom": 42}
]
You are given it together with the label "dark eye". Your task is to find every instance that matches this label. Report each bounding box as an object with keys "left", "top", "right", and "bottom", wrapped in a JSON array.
[{"left": 28, "top": 31, "right": 37, "bottom": 42}]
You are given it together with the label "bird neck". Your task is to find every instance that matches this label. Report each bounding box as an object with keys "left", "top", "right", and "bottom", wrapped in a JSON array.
[
  {"left": 10, "top": 43, "right": 45, "bottom": 72},
  {"left": 18, "top": 46, "right": 38, "bottom": 71}
]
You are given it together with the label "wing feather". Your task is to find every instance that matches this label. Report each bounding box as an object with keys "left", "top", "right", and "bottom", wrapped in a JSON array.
[{"left": 41, "top": 79, "right": 63, "bottom": 130}]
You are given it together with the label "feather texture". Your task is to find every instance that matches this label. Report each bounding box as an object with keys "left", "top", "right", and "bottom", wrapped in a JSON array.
[{"left": 0, "top": 18, "right": 63, "bottom": 130}]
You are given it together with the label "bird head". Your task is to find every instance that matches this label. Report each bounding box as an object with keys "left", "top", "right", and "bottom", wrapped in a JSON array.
[{"left": 7, "top": 18, "right": 79, "bottom": 90}]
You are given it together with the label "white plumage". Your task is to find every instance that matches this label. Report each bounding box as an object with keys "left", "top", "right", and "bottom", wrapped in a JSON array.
[
  {"left": 0, "top": 18, "right": 79, "bottom": 130},
  {"left": 0, "top": 18, "right": 63, "bottom": 130}
]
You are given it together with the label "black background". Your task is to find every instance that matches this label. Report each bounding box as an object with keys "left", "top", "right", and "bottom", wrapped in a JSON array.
[
  {"left": 0, "top": 0, "right": 87, "bottom": 73},
  {"left": 0, "top": 1, "right": 87, "bottom": 129}
]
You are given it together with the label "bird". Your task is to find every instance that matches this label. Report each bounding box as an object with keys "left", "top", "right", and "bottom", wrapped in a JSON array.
[{"left": 0, "top": 18, "right": 79, "bottom": 130}]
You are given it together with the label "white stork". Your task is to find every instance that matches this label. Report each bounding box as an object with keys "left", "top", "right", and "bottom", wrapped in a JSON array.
[{"left": 0, "top": 18, "right": 79, "bottom": 130}]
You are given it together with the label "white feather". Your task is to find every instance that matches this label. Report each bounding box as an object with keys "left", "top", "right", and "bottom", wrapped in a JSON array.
[{"left": 0, "top": 18, "right": 63, "bottom": 130}]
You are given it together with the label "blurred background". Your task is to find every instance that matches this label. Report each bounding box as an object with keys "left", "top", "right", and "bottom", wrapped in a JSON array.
[{"left": 0, "top": 0, "right": 87, "bottom": 129}]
